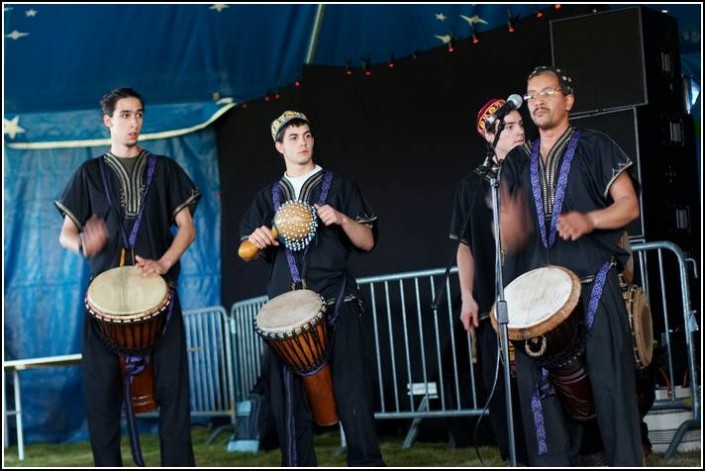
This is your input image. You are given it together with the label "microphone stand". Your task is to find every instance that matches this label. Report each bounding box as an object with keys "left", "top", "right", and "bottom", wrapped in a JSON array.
[
  {"left": 431, "top": 121, "right": 518, "bottom": 466},
  {"left": 485, "top": 121, "right": 518, "bottom": 467}
]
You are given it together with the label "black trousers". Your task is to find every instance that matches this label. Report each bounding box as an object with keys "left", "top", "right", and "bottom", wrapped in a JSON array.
[
  {"left": 267, "top": 300, "right": 385, "bottom": 467},
  {"left": 82, "top": 291, "right": 195, "bottom": 467},
  {"left": 514, "top": 273, "right": 643, "bottom": 466},
  {"left": 477, "top": 318, "right": 528, "bottom": 463}
]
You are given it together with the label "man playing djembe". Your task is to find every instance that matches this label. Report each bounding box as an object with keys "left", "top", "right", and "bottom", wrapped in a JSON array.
[{"left": 239, "top": 111, "right": 385, "bottom": 467}]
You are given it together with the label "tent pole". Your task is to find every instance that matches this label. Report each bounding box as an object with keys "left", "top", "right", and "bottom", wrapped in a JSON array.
[{"left": 305, "top": 4, "right": 326, "bottom": 64}]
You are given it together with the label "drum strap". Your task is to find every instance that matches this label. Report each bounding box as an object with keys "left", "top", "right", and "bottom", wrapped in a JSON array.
[
  {"left": 529, "top": 131, "right": 581, "bottom": 249},
  {"left": 123, "top": 356, "right": 148, "bottom": 466},
  {"left": 99, "top": 153, "right": 158, "bottom": 254},
  {"left": 273, "top": 172, "right": 332, "bottom": 466},
  {"left": 121, "top": 289, "right": 174, "bottom": 467},
  {"left": 272, "top": 170, "right": 333, "bottom": 286}
]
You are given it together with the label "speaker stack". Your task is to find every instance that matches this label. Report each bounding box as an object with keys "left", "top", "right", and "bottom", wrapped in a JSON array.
[{"left": 550, "top": 7, "right": 700, "bottom": 341}]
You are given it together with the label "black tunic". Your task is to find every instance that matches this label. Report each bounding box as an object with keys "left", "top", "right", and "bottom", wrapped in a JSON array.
[
  {"left": 240, "top": 169, "right": 385, "bottom": 467},
  {"left": 240, "top": 169, "right": 377, "bottom": 302},
  {"left": 54, "top": 151, "right": 200, "bottom": 466},
  {"left": 500, "top": 128, "right": 643, "bottom": 466},
  {"left": 55, "top": 151, "right": 200, "bottom": 284}
]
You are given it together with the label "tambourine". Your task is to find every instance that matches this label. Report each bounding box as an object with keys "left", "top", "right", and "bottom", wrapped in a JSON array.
[{"left": 239, "top": 200, "right": 318, "bottom": 261}]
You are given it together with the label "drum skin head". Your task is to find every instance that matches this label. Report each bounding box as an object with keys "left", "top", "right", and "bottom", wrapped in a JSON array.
[
  {"left": 256, "top": 289, "right": 326, "bottom": 334},
  {"left": 86, "top": 266, "right": 169, "bottom": 319},
  {"left": 492, "top": 265, "right": 581, "bottom": 340}
]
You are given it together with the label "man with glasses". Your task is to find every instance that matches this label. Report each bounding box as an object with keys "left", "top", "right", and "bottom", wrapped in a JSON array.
[{"left": 499, "top": 66, "right": 643, "bottom": 466}]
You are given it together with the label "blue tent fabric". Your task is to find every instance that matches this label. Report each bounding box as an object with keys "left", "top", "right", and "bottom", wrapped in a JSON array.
[
  {"left": 3, "top": 4, "right": 699, "bottom": 114},
  {"left": 4, "top": 101, "right": 234, "bottom": 146},
  {"left": 4, "top": 129, "right": 221, "bottom": 443}
]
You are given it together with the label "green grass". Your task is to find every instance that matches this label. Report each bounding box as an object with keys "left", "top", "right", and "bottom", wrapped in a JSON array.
[{"left": 3, "top": 426, "right": 701, "bottom": 467}]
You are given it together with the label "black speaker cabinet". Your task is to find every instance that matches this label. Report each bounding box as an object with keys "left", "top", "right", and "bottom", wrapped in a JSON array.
[
  {"left": 571, "top": 107, "right": 699, "bottom": 247},
  {"left": 551, "top": 7, "right": 684, "bottom": 115}
]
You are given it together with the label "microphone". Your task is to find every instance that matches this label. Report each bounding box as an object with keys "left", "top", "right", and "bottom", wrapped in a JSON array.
[{"left": 485, "top": 94, "right": 523, "bottom": 129}]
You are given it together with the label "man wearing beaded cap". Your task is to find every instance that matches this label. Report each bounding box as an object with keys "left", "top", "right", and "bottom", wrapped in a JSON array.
[
  {"left": 239, "top": 110, "right": 385, "bottom": 467},
  {"left": 449, "top": 97, "right": 530, "bottom": 464},
  {"left": 499, "top": 66, "right": 643, "bottom": 466}
]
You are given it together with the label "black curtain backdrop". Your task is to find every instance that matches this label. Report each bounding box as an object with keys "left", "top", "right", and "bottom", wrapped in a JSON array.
[{"left": 216, "top": 4, "right": 601, "bottom": 307}]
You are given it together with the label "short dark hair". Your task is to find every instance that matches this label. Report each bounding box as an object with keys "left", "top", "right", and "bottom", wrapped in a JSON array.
[{"left": 100, "top": 87, "right": 144, "bottom": 117}]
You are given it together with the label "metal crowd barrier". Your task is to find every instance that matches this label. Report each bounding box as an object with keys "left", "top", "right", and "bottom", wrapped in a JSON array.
[
  {"left": 183, "top": 306, "right": 235, "bottom": 421},
  {"left": 138, "top": 306, "right": 235, "bottom": 443},
  {"left": 3, "top": 306, "right": 236, "bottom": 460},
  {"left": 228, "top": 242, "right": 700, "bottom": 452},
  {"left": 3, "top": 241, "right": 698, "bottom": 459},
  {"left": 228, "top": 296, "right": 268, "bottom": 403},
  {"left": 229, "top": 267, "right": 483, "bottom": 447},
  {"left": 630, "top": 240, "right": 700, "bottom": 457}
]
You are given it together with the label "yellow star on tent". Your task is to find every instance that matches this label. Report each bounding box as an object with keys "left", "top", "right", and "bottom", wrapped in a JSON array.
[
  {"left": 434, "top": 34, "right": 452, "bottom": 44},
  {"left": 210, "top": 4, "right": 229, "bottom": 13},
  {"left": 6, "top": 30, "right": 29, "bottom": 40},
  {"left": 435, "top": 13, "right": 447, "bottom": 21},
  {"left": 460, "top": 15, "right": 488, "bottom": 26},
  {"left": 4, "top": 116, "right": 26, "bottom": 140}
]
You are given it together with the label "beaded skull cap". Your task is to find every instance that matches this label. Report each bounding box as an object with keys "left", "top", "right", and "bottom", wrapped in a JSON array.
[{"left": 271, "top": 110, "right": 309, "bottom": 141}]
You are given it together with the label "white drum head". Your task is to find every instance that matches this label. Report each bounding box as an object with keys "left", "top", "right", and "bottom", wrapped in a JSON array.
[
  {"left": 256, "top": 290, "right": 325, "bottom": 334},
  {"left": 503, "top": 266, "right": 580, "bottom": 330},
  {"left": 86, "top": 266, "right": 168, "bottom": 319}
]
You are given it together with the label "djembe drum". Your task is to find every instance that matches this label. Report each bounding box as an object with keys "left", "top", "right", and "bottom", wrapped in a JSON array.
[
  {"left": 623, "top": 284, "right": 654, "bottom": 370},
  {"left": 491, "top": 265, "right": 595, "bottom": 420},
  {"left": 254, "top": 289, "right": 338, "bottom": 426},
  {"left": 238, "top": 200, "right": 318, "bottom": 260},
  {"left": 85, "top": 266, "right": 171, "bottom": 413}
]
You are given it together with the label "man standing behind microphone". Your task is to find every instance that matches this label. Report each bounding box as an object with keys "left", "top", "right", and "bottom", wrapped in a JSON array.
[{"left": 449, "top": 97, "right": 530, "bottom": 465}]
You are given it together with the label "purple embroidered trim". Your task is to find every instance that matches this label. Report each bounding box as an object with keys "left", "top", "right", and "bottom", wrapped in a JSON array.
[
  {"left": 531, "top": 368, "right": 550, "bottom": 455},
  {"left": 530, "top": 131, "right": 581, "bottom": 248},
  {"left": 128, "top": 154, "right": 157, "bottom": 248},
  {"left": 283, "top": 366, "right": 297, "bottom": 466},
  {"left": 586, "top": 261, "right": 611, "bottom": 330},
  {"left": 527, "top": 131, "right": 580, "bottom": 457}
]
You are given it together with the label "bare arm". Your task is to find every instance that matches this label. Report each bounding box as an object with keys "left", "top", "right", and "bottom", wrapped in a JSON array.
[
  {"left": 59, "top": 215, "right": 108, "bottom": 257},
  {"left": 457, "top": 243, "right": 479, "bottom": 332},
  {"left": 556, "top": 171, "right": 640, "bottom": 241},
  {"left": 499, "top": 185, "right": 533, "bottom": 254},
  {"left": 135, "top": 207, "right": 196, "bottom": 276},
  {"left": 314, "top": 203, "right": 374, "bottom": 251}
]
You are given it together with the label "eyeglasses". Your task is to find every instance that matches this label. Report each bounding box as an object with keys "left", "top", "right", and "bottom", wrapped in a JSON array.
[{"left": 523, "top": 88, "right": 563, "bottom": 101}]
